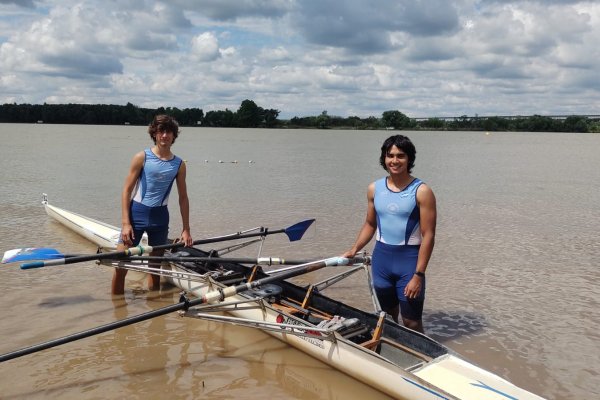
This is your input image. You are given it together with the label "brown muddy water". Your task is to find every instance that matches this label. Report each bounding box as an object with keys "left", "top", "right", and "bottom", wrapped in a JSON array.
[{"left": 0, "top": 124, "right": 598, "bottom": 399}]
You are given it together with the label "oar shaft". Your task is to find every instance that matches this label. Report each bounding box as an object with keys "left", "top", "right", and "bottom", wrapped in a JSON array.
[
  {"left": 126, "top": 256, "right": 317, "bottom": 265},
  {"left": 1, "top": 255, "right": 367, "bottom": 362},
  {"left": 21, "top": 245, "right": 150, "bottom": 269},
  {"left": 201, "top": 256, "right": 368, "bottom": 304},
  {"left": 19, "top": 233, "right": 272, "bottom": 269},
  {"left": 20, "top": 219, "right": 315, "bottom": 269},
  {"left": 0, "top": 302, "right": 186, "bottom": 362}
]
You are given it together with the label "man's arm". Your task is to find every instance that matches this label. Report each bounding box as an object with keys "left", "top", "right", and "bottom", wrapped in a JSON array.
[
  {"left": 175, "top": 161, "right": 192, "bottom": 246},
  {"left": 120, "top": 151, "right": 144, "bottom": 246},
  {"left": 343, "top": 182, "right": 377, "bottom": 257}
]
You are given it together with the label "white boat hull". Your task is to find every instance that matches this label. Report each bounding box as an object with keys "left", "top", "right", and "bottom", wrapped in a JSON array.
[{"left": 40, "top": 197, "right": 545, "bottom": 400}]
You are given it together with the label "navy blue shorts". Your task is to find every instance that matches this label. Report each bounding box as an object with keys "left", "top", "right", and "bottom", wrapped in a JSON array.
[
  {"left": 120, "top": 201, "right": 169, "bottom": 246},
  {"left": 372, "top": 241, "right": 425, "bottom": 321}
]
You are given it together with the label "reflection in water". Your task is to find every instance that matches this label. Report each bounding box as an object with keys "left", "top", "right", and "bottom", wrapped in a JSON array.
[
  {"left": 196, "top": 319, "right": 392, "bottom": 399},
  {"left": 425, "top": 310, "right": 487, "bottom": 342},
  {"left": 104, "top": 297, "right": 172, "bottom": 398},
  {"left": 38, "top": 295, "right": 97, "bottom": 308}
]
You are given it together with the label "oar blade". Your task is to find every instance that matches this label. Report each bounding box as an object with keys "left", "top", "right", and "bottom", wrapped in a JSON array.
[
  {"left": 2, "top": 248, "right": 65, "bottom": 264},
  {"left": 284, "top": 219, "right": 315, "bottom": 242}
]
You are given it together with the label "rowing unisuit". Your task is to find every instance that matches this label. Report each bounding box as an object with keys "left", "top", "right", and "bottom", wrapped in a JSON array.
[
  {"left": 374, "top": 177, "right": 423, "bottom": 245},
  {"left": 132, "top": 148, "right": 183, "bottom": 207}
]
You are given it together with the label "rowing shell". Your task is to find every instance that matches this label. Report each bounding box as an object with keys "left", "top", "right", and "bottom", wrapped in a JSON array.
[
  {"left": 42, "top": 193, "right": 146, "bottom": 250},
  {"left": 40, "top": 196, "right": 545, "bottom": 400}
]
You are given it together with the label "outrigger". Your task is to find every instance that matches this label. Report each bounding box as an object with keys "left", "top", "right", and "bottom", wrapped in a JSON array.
[{"left": 1, "top": 195, "right": 545, "bottom": 400}]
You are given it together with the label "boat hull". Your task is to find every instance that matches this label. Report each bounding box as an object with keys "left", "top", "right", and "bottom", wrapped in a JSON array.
[
  {"left": 171, "top": 254, "right": 455, "bottom": 399},
  {"left": 40, "top": 198, "right": 545, "bottom": 400}
]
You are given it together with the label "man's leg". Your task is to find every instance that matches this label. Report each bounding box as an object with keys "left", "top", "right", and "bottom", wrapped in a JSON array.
[
  {"left": 147, "top": 248, "right": 165, "bottom": 290},
  {"left": 401, "top": 317, "right": 424, "bottom": 333},
  {"left": 112, "top": 243, "right": 128, "bottom": 295}
]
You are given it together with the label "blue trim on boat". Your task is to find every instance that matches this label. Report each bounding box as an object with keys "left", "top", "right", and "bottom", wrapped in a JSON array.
[
  {"left": 402, "top": 377, "right": 451, "bottom": 399},
  {"left": 471, "top": 380, "right": 518, "bottom": 400}
]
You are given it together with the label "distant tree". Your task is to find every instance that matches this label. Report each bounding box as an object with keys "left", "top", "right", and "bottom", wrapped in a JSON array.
[
  {"left": 562, "top": 115, "right": 588, "bottom": 133},
  {"left": 482, "top": 116, "right": 510, "bottom": 131},
  {"left": 382, "top": 110, "right": 412, "bottom": 129},
  {"left": 363, "top": 116, "right": 381, "bottom": 129},
  {"left": 263, "top": 108, "right": 280, "bottom": 128},
  {"left": 316, "top": 110, "right": 330, "bottom": 129},
  {"left": 346, "top": 116, "right": 364, "bottom": 129},
  {"left": 3, "top": 101, "right": 595, "bottom": 132},
  {"left": 420, "top": 118, "right": 445, "bottom": 129},
  {"left": 204, "top": 109, "right": 236, "bottom": 127},
  {"left": 588, "top": 121, "right": 600, "bottom": 133},
  {"left": 237, "top": 99, "right": 261, "bottom": 128},
  {"left": 525, "top": 115, "right": 556, "bottom": 132},
  {"left": 449, "top": 115, "right": 472, "bottom": 130},
  {"left": 289, "top": 116, "right": 316, "bottom": 127}
]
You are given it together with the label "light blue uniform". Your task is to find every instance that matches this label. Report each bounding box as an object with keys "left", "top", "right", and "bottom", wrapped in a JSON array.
[
  {"left": 125, "top": 149, "right": 183, "bottom": 246},
  {"left": 372, "top": 177, "right": 425, "bottom": 320},
  {"left": 374, "top": 177, "right": 422, "bottom": 245},
  {"left": 132, "top": 149, "right": 182, "bottom": 208}
]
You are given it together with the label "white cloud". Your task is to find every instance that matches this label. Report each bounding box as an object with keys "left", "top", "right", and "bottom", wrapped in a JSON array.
[
  {"left": 191, "top": 32, "right": 221, "bottom": 62},
  {"left": 0, "top": 0, "right": 598, "bottom": 117}
]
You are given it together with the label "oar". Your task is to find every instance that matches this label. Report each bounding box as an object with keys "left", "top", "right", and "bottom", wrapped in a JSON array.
[
  {"left": 123, "top": 256, "right": 318, "bottom": 265},
  {"left": 2, "top": 248, "right": 77, "bottom": 264},
  {"left": 0, "top": 255, "right": 366, "bottom": 362},
  {"left": 16, "top": 219, "right": 315, "bottom": 269}
]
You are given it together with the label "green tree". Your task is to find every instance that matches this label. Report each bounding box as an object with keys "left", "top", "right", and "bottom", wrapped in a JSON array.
[
  {"left": 316, "top": 110, "right": 330, "bottom": 129},
  {"left": 263, "top": 108, "right": 280, "bottom": 128},
  {"left": 382, "top": 110, "right": 411, "bottom": 129},
  {"left": 449, "top": 115, "right": 472, "bottom": 130},
  {"left": 421, "top": 118, "right": 445, "bottom": 129},
  {"left": 363, "top": 116, "right": 381, "bottom": 129},
  {"left": 562, "top": 115, "right": 589, "bottom": 133},
  {"left": 237, "top": 99, "right": 261, "bottom": 128},
  {"left": 525, "top": 115, "right": 556, "bottom": 132},
  {"left": 204, "top": 109, "right": 235, "bottom": 127},
  {"left": 482, "top": 116, "right": 510, "bottom": 131}
]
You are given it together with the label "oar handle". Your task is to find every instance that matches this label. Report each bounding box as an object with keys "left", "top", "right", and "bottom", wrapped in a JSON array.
[{"left": 20, "top": 261, "right": 51, "bottom": 269}]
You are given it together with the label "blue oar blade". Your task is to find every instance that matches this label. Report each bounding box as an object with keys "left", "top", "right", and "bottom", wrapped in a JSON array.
[
  {"left": 284, "top": 219, "right": 315, "bottom": 242},
  {"left": 2, "top": 248, "right": 65, "bottom": 264}
]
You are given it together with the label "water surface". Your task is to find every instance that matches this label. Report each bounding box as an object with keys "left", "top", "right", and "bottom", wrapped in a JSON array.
[{"left": 0, "top": 124, "right": 598, "bottom": 399}]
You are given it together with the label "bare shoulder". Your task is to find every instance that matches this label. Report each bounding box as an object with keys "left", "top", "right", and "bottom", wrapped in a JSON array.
[
  {"left": 417, "top": 182, "right": 434, "bottom": 194},
  {"left": 128, "top": 151, "right": 146, "bottom": 170},
  {"left": 417, "top": 183, "right": 436, "bottom": 204},
  {"left": 178, "top": 159, "right": 187, "bottom": 175},
  {"left": 367, "top": 181, "right": 376, "bottom": 197}
]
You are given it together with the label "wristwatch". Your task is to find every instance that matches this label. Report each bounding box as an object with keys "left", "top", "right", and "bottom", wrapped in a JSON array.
[{"left": 414, "top": 271, "right": 425, "bottom": 278}]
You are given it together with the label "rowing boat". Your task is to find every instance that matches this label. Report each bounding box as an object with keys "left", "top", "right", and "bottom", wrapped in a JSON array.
[{"left": 32, "top": 195, "right": 544, "bottom": 399}]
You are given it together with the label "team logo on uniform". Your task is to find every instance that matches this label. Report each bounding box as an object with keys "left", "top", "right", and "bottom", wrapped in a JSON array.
[{"left": 387, "top": 203, "right": 400, "bottom": 213}]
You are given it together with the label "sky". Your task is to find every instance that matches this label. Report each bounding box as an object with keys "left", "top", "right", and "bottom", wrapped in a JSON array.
[{"left": 0, "top": 0, "right": 599, "bottom": 119}]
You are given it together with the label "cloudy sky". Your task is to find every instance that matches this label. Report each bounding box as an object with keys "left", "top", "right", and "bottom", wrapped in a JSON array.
[{"left": 1, "top": 0, "right": 598, "bottom": 119}]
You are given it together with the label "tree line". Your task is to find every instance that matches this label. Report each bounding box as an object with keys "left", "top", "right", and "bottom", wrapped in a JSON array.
[
  {"left": 1, "top": 101, "right": 598, "bottom": 132},
  {"left": 300, "top": 110, "right": 598, "bottom": 133}
]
